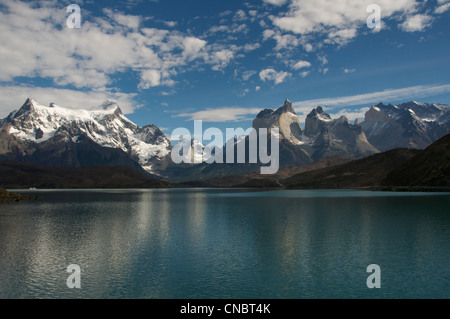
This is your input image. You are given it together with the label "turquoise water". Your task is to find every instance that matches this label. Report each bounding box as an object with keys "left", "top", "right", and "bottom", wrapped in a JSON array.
[{"left": 0, "top": 188, "right": 449, "bottom": 299}]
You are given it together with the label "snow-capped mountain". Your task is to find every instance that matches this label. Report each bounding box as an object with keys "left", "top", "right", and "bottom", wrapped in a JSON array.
[
  {"left": 172, "top": 138, "right": 214, "bottom": 164},
  {"left": 2, "top": 97, "right": 449, "bottom": 182},
  {"left": 361, "top": 101, "right": 450, "bottom": 151},
  {"left": 0, "top": 98, "right": 171, "bottom": 174}
]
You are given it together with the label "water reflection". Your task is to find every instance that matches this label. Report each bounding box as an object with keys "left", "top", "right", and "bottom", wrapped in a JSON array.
[{"left": 0, "top": 189, "right": 449, "bottom": 298}]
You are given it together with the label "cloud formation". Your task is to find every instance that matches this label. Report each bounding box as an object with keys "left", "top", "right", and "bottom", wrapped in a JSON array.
[
  {"left": 0, "top": 0, "right": 241, "bottom": 94},
  {"left": 176, "top": 84, "right": 450, "bottom": 123},
  {"left": 0, "top": 85, "right": 138, "bottom": 118},
  {"left": 259, "top": 68, "right": 292, "bottom": 85},
  {"left": 265, "top": 0, "right": 447, "bottom": 49},
  {"left": 293, "top": 84, "right": 450, "bottom": 110}
]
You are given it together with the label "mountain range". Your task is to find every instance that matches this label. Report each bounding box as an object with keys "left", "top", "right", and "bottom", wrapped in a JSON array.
[
  {"left": 0, "top": 99, "right": 171, "bottom": 176},
  {"left": 1, "top": 97, "right": 449, "bottom": 184}
]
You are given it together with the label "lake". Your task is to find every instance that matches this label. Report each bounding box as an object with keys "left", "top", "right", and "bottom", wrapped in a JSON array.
[{"left": 0, "top": 188, "right": 449, "bottom": 299}]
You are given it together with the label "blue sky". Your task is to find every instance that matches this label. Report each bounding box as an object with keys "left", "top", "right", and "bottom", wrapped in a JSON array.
[{"left": 1, "top": 0, "right": 450, "bottom": 135}]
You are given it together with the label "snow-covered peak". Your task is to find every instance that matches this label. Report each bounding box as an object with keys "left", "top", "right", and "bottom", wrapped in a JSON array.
[
  {"left": 101, "top": 99, "right": 123, "bottom": 114},
  {"left": 307, "top": 106, "right": 332, "bottom": 122},
  {"left": 3, "top": 98, "right": 171, "bottom": 174},
  {"left": 11, "top": 98, "right": 124, "bottom": 123}
]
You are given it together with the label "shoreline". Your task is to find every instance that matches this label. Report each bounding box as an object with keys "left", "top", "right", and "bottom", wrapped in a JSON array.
[
  {"left": 6, "top": 185, "right": 450, "bottom": 193},
  {"left": 0, "top": 188, "right": 36, "bottom": 204}
]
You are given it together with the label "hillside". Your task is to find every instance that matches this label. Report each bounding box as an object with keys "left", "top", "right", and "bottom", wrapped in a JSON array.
[
  {"left": 282, "top": 148, "right": 420, "bottom": 189},
  {"left": 179, "top": 156, "right": 352, "bottom": 188},
  {"left": 382, "top": 134, "right": 450, "bottom": 187},
  {"left": 0, "top": 161, "right": 172, "bottom": 189}
]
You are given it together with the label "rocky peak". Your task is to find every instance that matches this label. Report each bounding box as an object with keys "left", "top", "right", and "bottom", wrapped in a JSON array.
[
  {"left": 253, "top": 99, "right": 303, "bottom": 144},
  {"left": 12, "top": 98, "right": 36, "bottom": 119},
  {"left": 304, "top": 106, "right": 332, "bottom": 137},
  {"left": 256, "top": 108, "right": 274, "bottom": 119},
  {"left": 365, "top": 105, "right": 393, "bottom": 122},
  {"left": 307, "top": 106, "right": 331, "bottom": 120},
  {"left": 276, "top": 99, "right": 295, "bottom": 115}
]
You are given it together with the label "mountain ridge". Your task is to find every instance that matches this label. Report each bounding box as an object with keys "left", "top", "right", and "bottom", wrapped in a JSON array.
[
  {"left": 0, "top": 161, "right": 171, "bottom": 189},
  {"left": 1, "top": 98, "right": 450, "bottom": 183},
  {"left": 0, "top": 98, "right": 172, "bottom": 176}
]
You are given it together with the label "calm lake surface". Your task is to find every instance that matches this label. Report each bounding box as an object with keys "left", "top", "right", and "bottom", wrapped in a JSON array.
[{"left": 1, "top": 188, "right": 450, "bottom": 299}]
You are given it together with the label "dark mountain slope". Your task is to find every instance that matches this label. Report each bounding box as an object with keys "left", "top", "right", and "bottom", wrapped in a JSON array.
[
  {"left": 179, "top": 156, "right": 352, "bottom": 188},
  {"left": 382, "top": 134, "right": 450, "bottom": 187},
  {"left": 0, "top": 161, "right": 171, "bottom": 189},
  {"left": 282, "top": 148, "right": 420, "bottom": 189}
]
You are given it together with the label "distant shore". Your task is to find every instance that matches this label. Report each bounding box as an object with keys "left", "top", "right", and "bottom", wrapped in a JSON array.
[
  {"left": 369, "top": 186, "right": 450, "bottom": 193},
  {"left": 0, "top": 188, "right": 35, "bottom": 203}
]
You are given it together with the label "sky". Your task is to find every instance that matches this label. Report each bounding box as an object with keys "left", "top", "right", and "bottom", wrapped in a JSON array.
[{"left": 1, "top": 0, "right": 450, "bottom": 136}]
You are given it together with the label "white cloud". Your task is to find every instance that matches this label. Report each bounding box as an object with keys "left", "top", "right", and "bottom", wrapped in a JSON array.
[
  {"left": 0, "top": 0, "right": 237, "bottom": 94},
  {"left": 264, "top": 0, "right": 288, "bottom": 5},
  {"left": 243, "top": 43, "right": 261, "bottom": 52},
  {"left": 239, "top": 88, "right": 250, "bottom": 97},
  {"left": 208, "top": 23, "right": 249, "bottom": 35},
  {"left": 293, "top": 84, "right": 450, "bottom": 110},
  {"left": 208, "top": 25, "right": 230, "bottom": 33},
  {"left": 103, "top": 8, "right": 141, "bottom": 30},
  {"left": 263, "top": 29, "right": 302, "bottom": 50},
  {"left": 269, "top": 0, "right": 423, "bottom": 48},
  {"left": 329, "top": 108, "right": 370, "bottom": 122},
  {"left": 0, "top": 85, "right": 138, "bottom": 118},
  {"left": 325, "top": 28, "right": 357, "bottom": 46},
  {"left": 435, "top": 3, "right": 450, "bottom": 14},
  {"left": 273, "top": 0, "right": 418, "bottom": 34},
  {"left": 259, "top": 68, "right": 291, "bottom": 85},
  {"left": 210, "top": 49, "right": 235, "bottom": 71},
  {"left": 234, "top": 9, "right": 247, "bottom": 21},
  {"left": 242, "top": 70, "right": 257, "bottom": 81},
  {"left": 300, "top": 71, "right": 310, "bottom": 78},
  {"left": 172, "top": 84, "right": 450, "bottom": 124},
  {"left": 344, "top": 68, "right": 356, "bottom": 74},
  {"left": 400, "top": 14, "right": 434, "bottom": 32},
  {"left": 435, "top": 0, "right": 450, "bottom": 13},
  {"left": 139, "top": 69, "right": 162, "bottom": 89},
  {"left": 318, "top": 55, "right": 328, "bottom": 65},
  {"left": 163, "top": 21, "right": 177, "bottom": 28},
  {"left": 304, "top": 43, "right": 314, "bottom": 52},
  {"left": 183, "top": 37, "right": 207, "bottom": 60},
  {"left": 176, "top": 107, "right": 262, "bottom": 122},
  {"left": 293, "top": 60, "right": 311, "bottom": 70}
]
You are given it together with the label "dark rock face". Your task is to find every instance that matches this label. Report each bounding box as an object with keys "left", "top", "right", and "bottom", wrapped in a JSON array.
[
  {"left": 382, "top": 133, "right": 450, "bottom": 187},
  {"left": 304, "top": 107, "right": 379, "bottom": 160}
]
